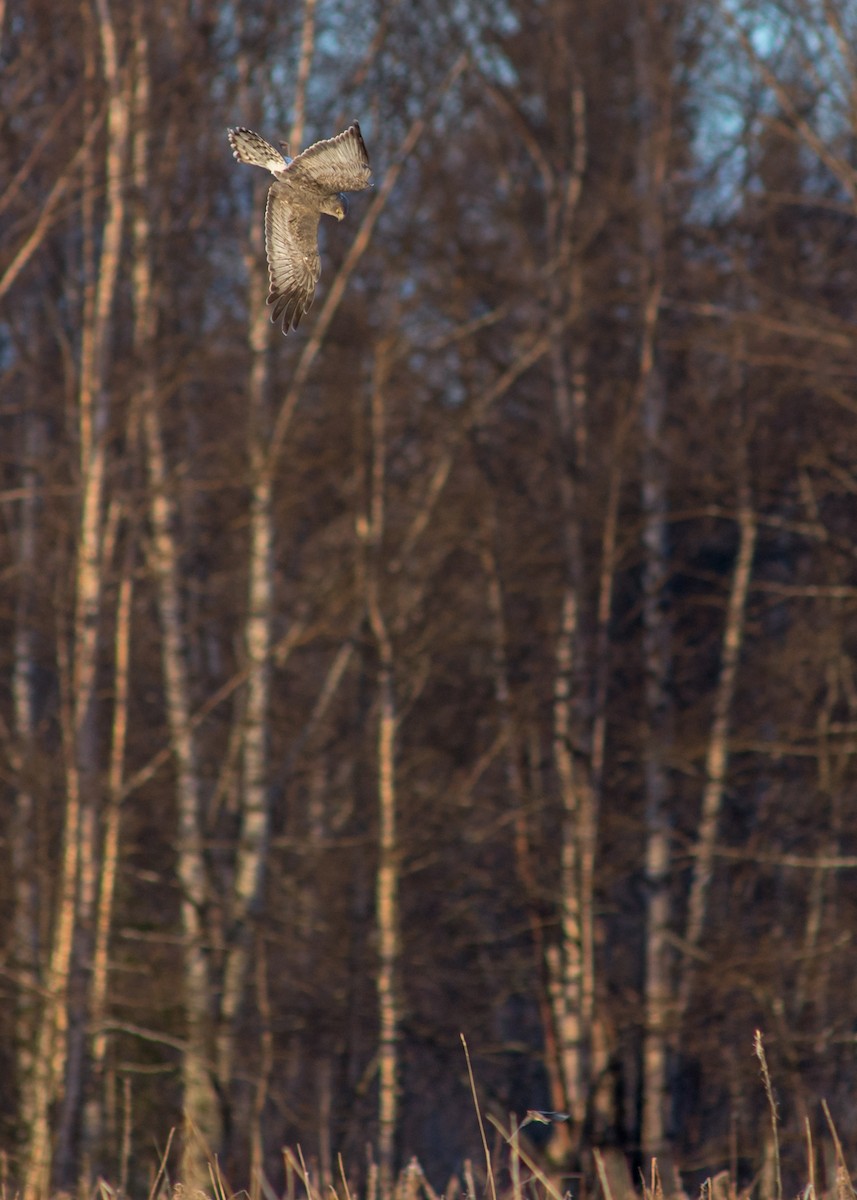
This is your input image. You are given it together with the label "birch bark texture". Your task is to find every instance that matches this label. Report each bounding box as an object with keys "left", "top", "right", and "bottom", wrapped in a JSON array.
[
  {"left": 363, "top": 340, "right": 400, "bottom": 1198},
  {"left": 24, "top": 0, "right": 130, "bottom": 1189}
]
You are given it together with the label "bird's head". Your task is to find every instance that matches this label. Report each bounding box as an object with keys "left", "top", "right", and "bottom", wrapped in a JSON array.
[{"left": 323, "top": 193, "right": 348, "bottom": 221}]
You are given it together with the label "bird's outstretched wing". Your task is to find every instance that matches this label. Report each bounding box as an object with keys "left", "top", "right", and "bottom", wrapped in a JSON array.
[
  {"left": 264, "top": 184, "right": 322, "bottom": 333},
  {"left": 289, "top": 123, "right": 372, "bottom": 193},
  {"left": 228, "top": 127, "right": 288, "bottom": 174}
]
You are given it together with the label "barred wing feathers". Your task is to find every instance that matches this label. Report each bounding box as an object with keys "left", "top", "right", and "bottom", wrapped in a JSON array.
[
  {"left": 264, "top": 184, "right": 322, "bottom": 333},
  {"left": 289, "top": 123, "right": 372, "bottom": 194}
]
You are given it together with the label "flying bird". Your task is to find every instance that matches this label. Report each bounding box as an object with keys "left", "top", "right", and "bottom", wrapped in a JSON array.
[
  {"left": 227, "top": 123, "right": 372, "bottom": 334},
  {"left": 521, "top": 1110, "right": 570, "bottom": 1128}
]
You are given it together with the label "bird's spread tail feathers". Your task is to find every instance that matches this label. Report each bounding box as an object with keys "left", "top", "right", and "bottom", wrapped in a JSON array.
[{"left": 227, "top": 128, "right": 287, "bottom": 174}]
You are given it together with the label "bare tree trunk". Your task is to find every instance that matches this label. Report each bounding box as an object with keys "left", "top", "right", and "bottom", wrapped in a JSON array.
[
  {"left": 82, "top": 2, "right": 147, "bottom": 1163},
  {"left": 588, "top": 433, "right": 624, "bottom": 1139},
  {"left": 24, "top": 0, "right": 129, "bottom": 1189},
  {"left": 549, "top": 588, "right": 586, "bottom": 1135},
  {"left": 11, "top": 404, "right": 43, "bottom": 1134},
  {"left": 126, "top": 7, "right": 218, "bottom": 1181},
  {"left": 544, "top": 59, "right": 593, "bottom": 1151},
  {"left": 639, "top": 351, "right": 671, "bottom": 1164},
  {"left": 216, "top": 441, "right": 272, "bottom": 1094},
  {"left": 633, "top": 1, "right": 673, "bottom": 1165},
  {"left": 217, "top": 1, "right": 317, "bottom": 1141},
  {"left": 479, "top": 29, "right": 594, "bottom": 1148},
  {"left": 85, "top": 537, "right": 134, "bottom": 1166},
  {"left": 216, "top": 254, "right": 272, "bottom": 1138},
  {"left": 678, "top": 459, "right": 756, "bottom": 1021},
  {"left": 144, "top": 393, "right": 220, "bottom": 1187},
  {"left": 361, "top": 340, "right": 399, "bottom": 1197}
]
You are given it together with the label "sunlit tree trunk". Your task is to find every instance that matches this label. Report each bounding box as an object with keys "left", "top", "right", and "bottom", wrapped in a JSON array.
[
  {"left": 215, "top": 78, "right": 271, "bottom": 1099},
  {"left": 81, "top": 2, "right": 147, "bottom": 1165},
  {"left": 144, "top": 398, "right": 220, "bottom": 1187},
  {"left": 216, "top": 178, "right": 273, "bottom": 1154},
  {"left": 361, "top": 340, "right": 399, "bottom": 1197},
  {"left": 84, "top": 543, "right": 133, "bottom": 1167},
  {"left": 216, "top": 316, "right": 273, "bottom": 1115},
  {"left": 128, "top": 8, "right": 220, "bottom": 1178},
  {"left": 549, "top": 587, "right": 585, "bottom": 1137},
  {"left": 542, "top": 56, "right": 593, "bottom": 1151},
  {"left": 678, "top": 449, "right": 756, "bottom": 1020},
  {"left": 218, "top": 1, "right": 317, "bottom": 1145},
  {"left": 24, "top": 0, "right": 129, "bottom": 1190}
]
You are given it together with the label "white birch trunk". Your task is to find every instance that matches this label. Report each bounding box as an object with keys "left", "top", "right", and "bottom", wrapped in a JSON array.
[
  {"left": 85, "top": 551, "right": 133, "bottom": 1160},
  {"left": 24, "top": 2, "right": 129, "bottom": 1189},
  {"left": 375, "top": 658, "right": 398, "bottom": 1199},
  {"left": 217, "top": 306, "right": 273, "bottom": 1096},
  {"left": 550, "top": 587, "right": 585, "bottom": 1132},
  {"left": 678, "top": 477, "right": 756, "bottom": 1020},
  {"left": 216, "top": 3, "right": 320, "bottom": 1120},
  {"left": 144, "top": 396, "right": 221, "bottom": 1187},
  {"left": 543, "top": 63, "right": 593, "bottom": 1148},
  {"left": 363, "top": 342, "right": 399, "bottom": 1198},
  {"left": 127, "top": 8, "right": 218, "bottom": 1178},
  {"left": 82, "top": 3, "right": 148, "bottom": 1160}
]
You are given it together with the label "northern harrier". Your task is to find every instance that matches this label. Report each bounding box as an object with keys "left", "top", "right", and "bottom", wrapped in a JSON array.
[{"left": 227, "top": 123, "right": 372, "bottom": 334}]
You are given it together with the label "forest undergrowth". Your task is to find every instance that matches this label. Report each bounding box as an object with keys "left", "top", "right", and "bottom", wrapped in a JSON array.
[{"left": 17, "top": 1035, "right": 851, "bottom": 1200}]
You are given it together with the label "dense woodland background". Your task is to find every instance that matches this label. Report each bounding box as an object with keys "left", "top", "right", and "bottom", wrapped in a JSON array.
[{"left": 3, "top": 0, "right": 857, "bottom": 1196}]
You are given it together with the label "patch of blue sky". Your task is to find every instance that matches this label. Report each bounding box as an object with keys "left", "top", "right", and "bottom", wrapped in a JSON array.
[
  {"left": 688, "top": 28, "right": 755, "bottom": 220},
  {"left": 459, "top": 0, "right": 520, "bottom": 89},
  {"left": 689, "top": 0, "right": 857, "bottom": 220}
]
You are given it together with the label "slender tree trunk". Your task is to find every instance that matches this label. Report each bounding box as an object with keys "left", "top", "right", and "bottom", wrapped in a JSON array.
[
  {"left": 216, "top": 268, "right": 273, "bottom": 1122},
  {"left": 12, "top": 405, "right": 43, "bottom": 1132},
  {"left": 542, "top": 57, "right": 593, "bottom": 1153},
  {"left": 550, "top": 588, "right": 585, "bottom": 1133},
  {"left": 678, "top": 462, "right": 756, "bottom": 1021},
  {"left": 128, "top": 7, "right": 218, "bottom": 1180},
  {"left": 588, "top": 431, "right": 624, "bottom": 1140},
  {"left": 217, "top": 3, "right": 317, "bottom": 1142},
  {"left": 24, "top": 1, "right": 129, "bottom": 1189},
  {"left": 144, "top": 398, "right": 220, "bottom": 1186},
  {"left": 81, "top": 2, "right": 147, "bottom": 1163},
  {"left": 639, "top": 337, "right": 671, "bottom": 1164},
  {"left": 362, "top": 341, "right": 399, "bottom": 1197},
  {"left": 84, "top": 538, "right": 133, "bottom": 1167},
  {"left": 633, "top": 0, "right": 673, "bottom": 1165}
]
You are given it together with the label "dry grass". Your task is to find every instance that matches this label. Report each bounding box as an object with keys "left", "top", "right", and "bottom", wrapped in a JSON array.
[{"left": 7, "top": 1033, "right": 855, "bottom": 1200}]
